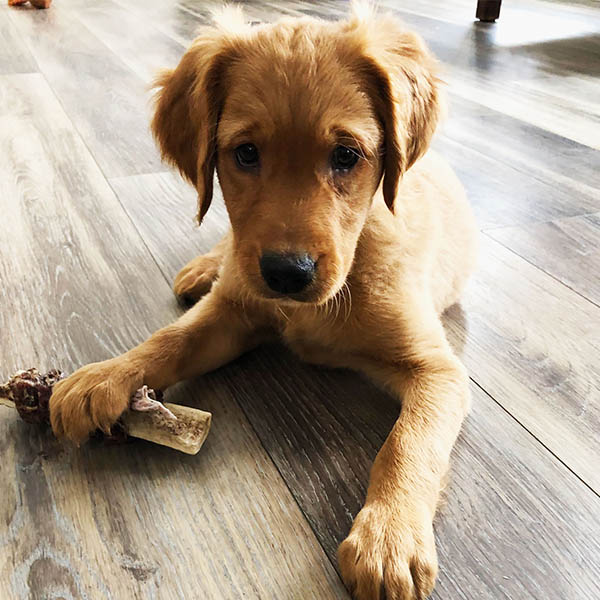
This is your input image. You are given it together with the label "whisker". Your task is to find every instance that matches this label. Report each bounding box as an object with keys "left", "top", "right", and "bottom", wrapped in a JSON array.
[
  {"left": 342, "top": 281, "right": 353, "bottom": 323},
  {"left": 277, "top": 305, "right": 289, "bottom": 321}
]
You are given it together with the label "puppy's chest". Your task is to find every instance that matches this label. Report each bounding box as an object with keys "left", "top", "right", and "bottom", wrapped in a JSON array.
[
  {"left": 280, "top": 311, "right": 364, "bottom": 367},
  {"left": 276, "top": 279, "right": 384, "bottom": 365}
]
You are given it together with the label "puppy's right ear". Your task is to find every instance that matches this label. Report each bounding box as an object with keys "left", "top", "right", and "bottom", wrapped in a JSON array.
[
  {"left": 348, "top": 9, "right": 442, "bottom": 213},
  {"left": 151, "top": 32, "right": 233, "bottom": 223}
]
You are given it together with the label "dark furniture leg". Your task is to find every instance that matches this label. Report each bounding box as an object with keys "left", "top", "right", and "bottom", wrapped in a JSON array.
[{"left": 476, "top": 0, "right": 502, "bottom": 22}]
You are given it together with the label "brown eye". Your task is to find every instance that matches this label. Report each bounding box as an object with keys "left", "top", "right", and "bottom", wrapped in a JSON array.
[
  {"left": 235, "top": 143, "right": 259, "bottom": 169},
  {"left": 331, "top": 145, "right": 360, "bottom": 172}
]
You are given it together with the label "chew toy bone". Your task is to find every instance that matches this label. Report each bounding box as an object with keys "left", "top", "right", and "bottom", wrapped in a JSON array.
[{"left": 0, "top": 368, "right": 211, "bottom": 454}]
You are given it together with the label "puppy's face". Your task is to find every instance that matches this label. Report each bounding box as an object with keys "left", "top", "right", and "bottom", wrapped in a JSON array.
[
  {"left": 152, "top": 9, "right": 440, "bottom": 304},
  {"left": 216, "top": 47, "right": 384, "bottom": 304}
]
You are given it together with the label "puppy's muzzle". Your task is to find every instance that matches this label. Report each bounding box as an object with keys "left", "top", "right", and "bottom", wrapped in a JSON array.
[{"left": 259, "top": 252, "right": 316, "bottom": 295}]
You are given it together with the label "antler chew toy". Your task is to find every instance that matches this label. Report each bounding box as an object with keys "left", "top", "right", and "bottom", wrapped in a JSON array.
[{"left": 0, "top": 368, "right": 211, "bottom": 455}]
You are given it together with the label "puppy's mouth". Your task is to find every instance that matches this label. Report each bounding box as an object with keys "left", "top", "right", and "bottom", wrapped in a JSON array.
[
  {"left": 247, "top": 273, "right": 344, "bottom": 307},
  {"left": 258, "top": 287, "right": 321, "bottom": 304}
]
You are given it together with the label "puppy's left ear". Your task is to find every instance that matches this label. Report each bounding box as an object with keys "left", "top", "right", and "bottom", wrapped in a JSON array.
[{"left": 355, "top": 19, "right": 442, "bottom": 212}]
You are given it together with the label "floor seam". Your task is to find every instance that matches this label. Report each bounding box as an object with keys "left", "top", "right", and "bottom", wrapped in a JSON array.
[
  {"left": 482, "top": 232, "right": 600, "bottom": 309},
  {"left": 470, "top": 377, "right": 600, "bottom": 500}
]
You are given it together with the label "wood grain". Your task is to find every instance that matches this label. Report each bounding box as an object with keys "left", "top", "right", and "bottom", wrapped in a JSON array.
[
  {"left": 434, "top": 136, "right": 599, "bottom": 229},
  {"left": 488, "top": 213, "right": 600, "bottom": 306},
  {"left": 111, "top": 0, "right": 297, "bottom": 45},
  {"left": 0, "top": 6, "right": 38, "bottom": 75},
  {"left": 7, "top": 5, "right": 163, "bottom": 177},
  {"left": 384, "top": 6, "right": 600, "bottom": 150},
  {"left": 443, "top": 235, "right": 600, "bottom": 492},
  {"left": 109, "top": 172, "right": 229, "bottom": 283},
  {"left": 110, "top": 0, "right": 209, "bottom": 47},
  {"left": 444, "top": 94, "right": 600, "bottom": 201},
  {"left": 0, "top": 72, "right": 348, "bottom": 600},
  {"left": 73, "top": 0, "right": 186, "bottom": 84}
]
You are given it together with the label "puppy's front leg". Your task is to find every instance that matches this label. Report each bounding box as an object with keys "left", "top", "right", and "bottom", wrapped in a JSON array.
[
  {"left": 339, "top": 306, "right": 470, "bottom": 600},
  {"left": 50, "top": 291, "right": 261, "bottom": 443}
]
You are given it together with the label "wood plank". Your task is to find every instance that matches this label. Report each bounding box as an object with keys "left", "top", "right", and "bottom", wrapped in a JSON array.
[
  {"left": 0, "top": 72, "right": 347, "bottom": 600},
  {"left": 107, "top": 0, "right": 287, "bottom": 45},
  {"left": 487, "top": 212, "right": 600, "bottom": 306},
  {"left": 108, "top": 0, "right": 209, "bottom": 47},
  {"left": 110, "top": 171, "right": 600, "bottom": 598},
  {"left": 443, "top": 235, "right": 600, "bottom": 491},
  {"left": 434, "top": 136, "right": 599, "bottom": 229},
  {"left": 0, "top": 6, "right": 38, "bottom": 74},
  {"left": 383, "top": 6, "right": 600, "bottom": 150},
  {"left": 8, "top": 5, "right": 163, "bottom": 177},
  {"left": 379, "top": 0, "right": 600, "bottom": 29},
  {"left": 109, "top": 172, "right": 228, "bottom": 282},
  {"left": 73, "top": 0, "right": 186, "bottom": 84},
  {"left": 447, "top": 73, "right": 600, "bottom": 152},
  {"left": 443, "top": 95, "right": 600, "bottom": 203}
]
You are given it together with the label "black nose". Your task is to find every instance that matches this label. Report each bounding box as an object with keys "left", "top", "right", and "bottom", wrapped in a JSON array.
[{"left": 259, "top": 252, "right": 316, "bottom": 294}]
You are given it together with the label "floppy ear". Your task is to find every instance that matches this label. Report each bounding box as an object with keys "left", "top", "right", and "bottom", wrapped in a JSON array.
[
  {"left": 355, "top": 20, "right": 442, "bottom": 212},
  {"left": 151, "top": 33, "right": 232, "bottom": 223}
]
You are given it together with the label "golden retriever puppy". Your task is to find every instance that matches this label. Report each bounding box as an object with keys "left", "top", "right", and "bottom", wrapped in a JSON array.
[{"left": 50, "top": 3, "right": 478, "bottom": 599}]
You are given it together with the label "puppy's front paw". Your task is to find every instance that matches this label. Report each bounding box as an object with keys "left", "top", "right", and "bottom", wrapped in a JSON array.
[
  {"left": 338, "top": 500, "right": 437, "bottom": 600},
  {"left": 174, "top": 254, "right": 221, "bottom": 304},
  {"left": 50, "top": 359, "right": 142, "bottom": 444}
]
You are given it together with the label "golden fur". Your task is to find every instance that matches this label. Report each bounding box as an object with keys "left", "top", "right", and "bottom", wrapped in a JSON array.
[{"left": 50, "top": 4, "right": 478, "bottom": 599}]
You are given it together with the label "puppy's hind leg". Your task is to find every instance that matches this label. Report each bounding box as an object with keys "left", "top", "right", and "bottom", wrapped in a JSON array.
[{"left": 174, "top": 231, "right": 231, "bottom": 305}]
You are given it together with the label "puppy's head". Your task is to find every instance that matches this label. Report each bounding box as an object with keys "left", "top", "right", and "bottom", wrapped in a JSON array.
[{"left": 152, "top": 3, "right": 441, "bottom": 304}]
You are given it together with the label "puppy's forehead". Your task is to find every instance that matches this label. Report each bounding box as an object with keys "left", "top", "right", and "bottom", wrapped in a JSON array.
[{"left": 219, "top": 22, "right": 378, "bottom": 146}]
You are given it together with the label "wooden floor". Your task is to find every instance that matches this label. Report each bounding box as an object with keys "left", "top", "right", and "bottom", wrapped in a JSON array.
[{"left": 1, "top": 0, "right": 599, "bottom": 598}]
